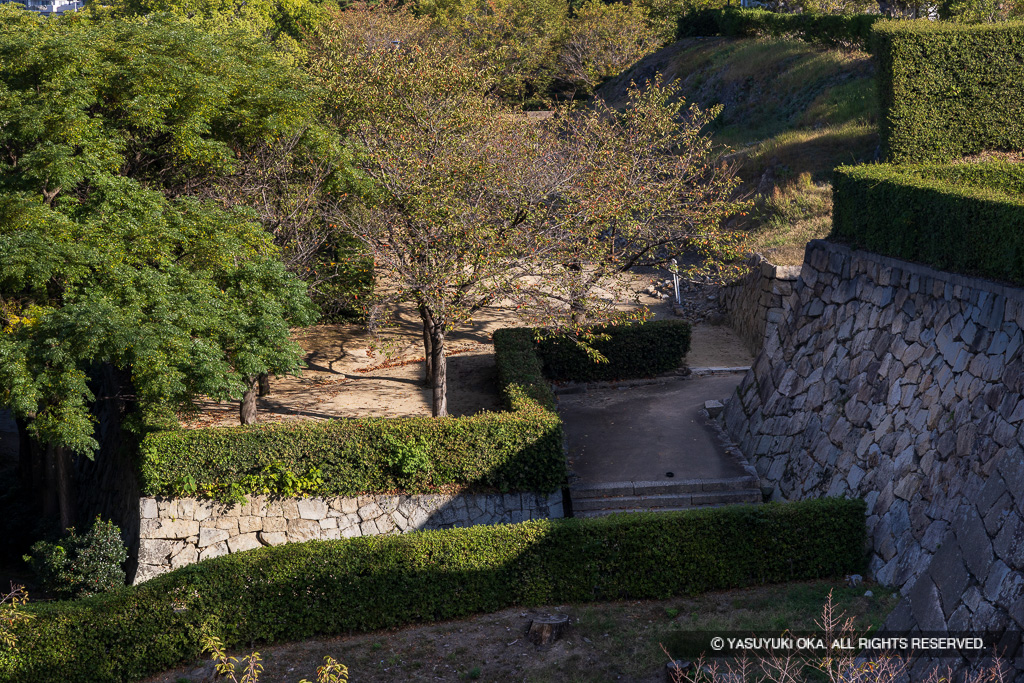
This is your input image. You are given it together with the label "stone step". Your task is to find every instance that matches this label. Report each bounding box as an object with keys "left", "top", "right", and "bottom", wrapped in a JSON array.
[
  {"left": 574, "top": 500, "right": 760, "bottom": 518},
  {"left": 570, "top": 488, "right": 762, "bottom": 512},
  {"left": 570, "top": 476, "right": 758, "bottom": 500}
]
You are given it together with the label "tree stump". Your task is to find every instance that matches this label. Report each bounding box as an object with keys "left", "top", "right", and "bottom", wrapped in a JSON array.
[{"left": 527, "top": 614, "right": 569, "bottom": 646}]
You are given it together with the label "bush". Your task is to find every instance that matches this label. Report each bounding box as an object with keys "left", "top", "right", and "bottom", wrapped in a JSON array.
[
  {"left": 4, "top": 498, "right": 867, "bottom": 683},
  {"left": 677, "top": 8, "right": 882, "bottom": 49},
  {"left": 831, "top": 161, "right": 1024, "bottom": 283},
  {"left": 536, "top": 320, "right": 692, "bottom": 382},
  {"left": 139, "top": 328, "right": 565, "bottom": 501},
  {"left": 23, "top": 517, "right": 128, "bottom": 601},
  {"left": 872, "top": 19, "right": 1024, "bottom": 162}
]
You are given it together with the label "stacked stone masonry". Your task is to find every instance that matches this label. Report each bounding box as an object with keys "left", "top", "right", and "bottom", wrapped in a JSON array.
[
  {"left": 723, "top": 240, "right": 1024, "bottom": 678},
  {"left": 718, "top": 253, "right": 802, "bottom": 356},
  {"left": 135, "top": 490, "right": 564, "bottom": 583}
]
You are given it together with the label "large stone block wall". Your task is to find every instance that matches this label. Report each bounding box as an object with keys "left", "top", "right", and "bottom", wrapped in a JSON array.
[
  {"left": 722, "top": 239, "right": 1024, "bottom": 676},
  {"left": 718, "top": 254, "right": 802, "bottom": 356},
  {"left": 135, "top": 490, "right": 564, "bottom": 583}
]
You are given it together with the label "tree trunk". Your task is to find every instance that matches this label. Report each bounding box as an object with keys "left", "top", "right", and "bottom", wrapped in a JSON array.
[
  {"left": 570, "top": 300, "right": 587, "bottom": 326},
  {"left": 16, "top": 416, "right": 35, "bottom": 494},
  {"left": 54, "top": 445, "right": 75, "bottom": 532},
  {"left": 420, "top": 304, "right": 433, "bottom": 386},
  {"left": 258, "top": 373, "right": 271, "bottom": 397},
  {"left": 430, "top": 324, "right": 447, "bottom": 417},
  {"left": 40, "top": 442, "right": 75, "bottom": 532},
  {"left": 417, "top": 306, "right": 448, "bottom": 417},
  {"left": 240, "top": 376, "right": 259, "bottom": 425},
  {"left": 527, "top": 614, "right": 569, "bottom": 646}
]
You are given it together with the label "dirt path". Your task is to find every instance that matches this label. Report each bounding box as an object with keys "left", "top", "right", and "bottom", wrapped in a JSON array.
[{"left": 184, "top": 275, "right": 749, "bottom": 429}]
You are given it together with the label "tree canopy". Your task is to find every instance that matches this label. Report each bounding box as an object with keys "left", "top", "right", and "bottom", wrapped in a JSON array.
[
  {"left": 311, "top": 4, "right": 746, "bottom": 416},
  {"left": 0, "top": 9, "right": 319, "bottom": 453}
]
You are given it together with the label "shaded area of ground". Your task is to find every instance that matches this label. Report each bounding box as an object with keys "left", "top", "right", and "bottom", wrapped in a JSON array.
[
  {"left": 559, "top": 374, "right": 747, "bottom": 485},
  {"left": 683, "top": 323, "right": 754, "bottom": 369},
  {"left": 144, "top": 580, "right": 897, "bottom": 683},
  {"left": 183, "top": 276, "right": 703, "bottom": 429}
]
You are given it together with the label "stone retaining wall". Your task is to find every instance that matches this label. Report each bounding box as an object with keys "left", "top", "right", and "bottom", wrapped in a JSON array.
[
  {"left": 135, "top": 490, "right": 564, "bottom": 583},
  {"left": 722, "top": 239, "right": 1024, "bottom": 676},
  {"left": 718, "top": 254, "right": 802, "bottom": 355}
]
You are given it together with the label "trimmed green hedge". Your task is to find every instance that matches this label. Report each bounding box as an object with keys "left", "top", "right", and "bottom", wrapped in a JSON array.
[
  {"left": 139, "top": 330, "right": 564, "bottom": 500},
  {"left": 4, "top": 498, "right": 867, "bottom": 683},
  {"left": 873, "top": 19, "right": 1024, "bottom": 163},
  {"left": 831, "top": 161, "right": 1024, "bottom": 283},
  {"left": 677, "top": 8, "right": 882, "bottom": 49},
  {"left": 536, "top": 320, "right": 691, "bottom": 382}
]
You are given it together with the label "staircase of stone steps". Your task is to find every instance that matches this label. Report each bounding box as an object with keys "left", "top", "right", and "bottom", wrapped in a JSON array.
[{"left": 569, "top": 475, "right": 762, "bottom": 518}]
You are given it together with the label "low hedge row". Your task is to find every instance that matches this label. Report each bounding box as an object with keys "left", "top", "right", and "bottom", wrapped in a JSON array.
[
  {"left": 677, "top": 8, "right": 882, "bottom": 50},
  {"left": 139, "top": 330, "right": 564, "bottom": 500},
  {"left": 831, "top": 161, "right": 1024, "bottom": 284},
  {"left": 4, "top": 498, "right": 867, "bottom": 683},
  {"left": 535, "top": 320, "right": 692, "bottom": 382},
  {"left": 873, "top": 19, "right": 1024, "bottom": 163}
]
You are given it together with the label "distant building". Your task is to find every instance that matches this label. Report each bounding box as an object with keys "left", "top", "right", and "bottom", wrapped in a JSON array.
[{"left": 0, "top": 0, "right": 84, "bottom": 14}]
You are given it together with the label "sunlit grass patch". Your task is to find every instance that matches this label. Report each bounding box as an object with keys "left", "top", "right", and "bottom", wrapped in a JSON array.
[{"left": 744, "top": 173, "right": 834, "bottom": 265}]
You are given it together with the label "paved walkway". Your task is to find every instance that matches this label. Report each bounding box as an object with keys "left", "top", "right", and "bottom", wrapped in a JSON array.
[{"left": 558, "top": 373, "right": 749, "bottom": 485}]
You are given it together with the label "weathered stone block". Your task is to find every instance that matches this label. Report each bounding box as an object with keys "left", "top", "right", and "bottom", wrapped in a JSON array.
[
  {"left": 140, "top": 498, "right": 158, "bottom": 519},
  {"left": 198, "top": 527, "right": 230, "bottom": 548},
  {"left": 297, "top": 498, "right": 328, "bottom": 520},
  {"left": 228, "top": 533, "right": 262, "bottom": 554},
  {"left": 238, "top": 516, "right": 263, "bottom": 534},
  {"left": 138, "top": 539, "right": 177, "bottom": 565},
  {"left": 287, "top": 518, "right": 321, "bottom": 542},
  {"left": 141, "top": 518, "right": 199, "bottom": 540},
  {"left": 282, "top": 499, "right": 300, "bottom": 519},
  {"left": 199, "top": 541, "right": 228, "bottom": 561},
  {"left": 263, "top": 516, "right": 287, "bottom": 533},
  {"left": 170, "top": 546, "right": 199, "bottom": 570},
  {"left": 258, "top": 531, "right": 288, "bottom": 546}
]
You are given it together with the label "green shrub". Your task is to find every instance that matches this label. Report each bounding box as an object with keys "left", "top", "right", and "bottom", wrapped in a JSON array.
[
  {"left": 831, "top": 161, "right": 1024, "bottom": 283},
  {"left": 140, "top": 409, "right": 564, "bottom": 501},
  {"left": 872, "top": 19, "right": 1024, "bottom": 162},
  {"left": 492, "top": 327, "right": 557, "bottom": 411},
  {"left": 139, "top": 328, "right": 564, "bottom": 501},
  {"left": 678, "top": 8, "right": 882, "bottom": 49},
  {"left": 23, "top": 517, "right": 128, "bottom": 600},
  {"left": 536, "top": 320, "right": 692, "bottom": 382},
  {"left": 4, "top": 498, "right": 866, "bottom": 683}
]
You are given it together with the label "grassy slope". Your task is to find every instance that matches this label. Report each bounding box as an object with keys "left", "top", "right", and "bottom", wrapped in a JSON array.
[{"left": 597, "top": 36, "right": 879, "bottom": 264}]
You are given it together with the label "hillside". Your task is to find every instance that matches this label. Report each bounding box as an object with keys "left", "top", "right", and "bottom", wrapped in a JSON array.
[{"left": 597, "top": 36, "right": 879, "bottom": 264}]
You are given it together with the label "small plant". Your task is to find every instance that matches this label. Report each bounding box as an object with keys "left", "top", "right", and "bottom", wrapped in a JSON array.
[
  {"left": 203, "top": 632, "right": 348, "bottom": 683},
  {"left": 24, "top": 516, "right": 127, "bottom": 600},
  {"left": 381, "top": 434, "right": 432, "bottom": 478},
  {"left": 463, "top": 666, "right": 482, "bottom": 680},
  {"left": 665, "top": 607, "right": 680, "bottom": 619},
  {"left": 0, "top": 583, "right": 33, "bottom": 651}
]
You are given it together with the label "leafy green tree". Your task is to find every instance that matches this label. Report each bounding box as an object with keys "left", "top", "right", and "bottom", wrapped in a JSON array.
[
  {"left": 558, "top": 0, "right": 663, "bottom": 94},
  {"left": 515, "top": 79, "right": 747, "bottom": 331},
  {"left": 415, "top": 0, "right": 569, "bottom": 103},
  {"left": 311, "top": 4, "right": 746, "bottom": 417},
  {"left": 90, "top": 0, "right": 340, "bottom": 59},
  {"left": 0, "top": 9, "right": 318, "bottom": 528},
  {"left": 310, "top": 4, "right": 564, "bottom": 416}
]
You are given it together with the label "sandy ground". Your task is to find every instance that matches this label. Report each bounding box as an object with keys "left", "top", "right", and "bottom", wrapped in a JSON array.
[{"left": 184, "top": 276, "right": 752, "bottom": 429}]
